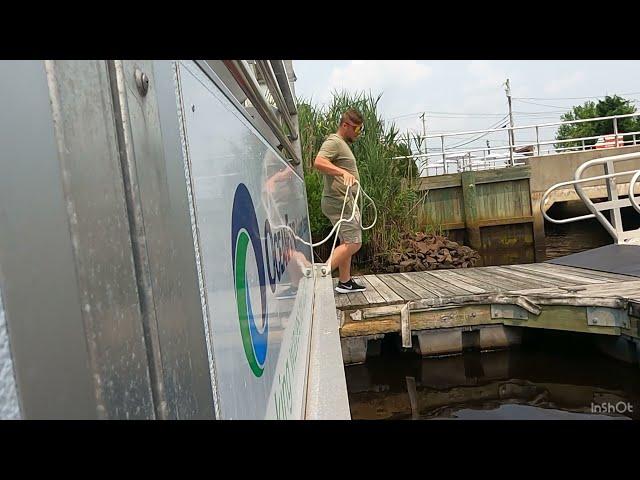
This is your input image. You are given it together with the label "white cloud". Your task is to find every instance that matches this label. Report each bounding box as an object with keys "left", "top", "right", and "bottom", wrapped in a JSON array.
[
  {"left": 544, "top": 71, "right": 585, "bottom": 94},
  {"left": 326, "top": 61, "right": 432, "bottom": 97},
  {"left": 465, "top": 60, "right": 507, "bottom": 93}
]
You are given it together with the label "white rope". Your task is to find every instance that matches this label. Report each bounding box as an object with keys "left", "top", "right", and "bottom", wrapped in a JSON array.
[{"left": 268, "top": 180, "right": 378, "bottom": 272}]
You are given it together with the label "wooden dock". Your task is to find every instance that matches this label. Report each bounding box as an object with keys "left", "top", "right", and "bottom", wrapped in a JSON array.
[{"left": 334, "top": 263, "right": 640, "bottom": 365}]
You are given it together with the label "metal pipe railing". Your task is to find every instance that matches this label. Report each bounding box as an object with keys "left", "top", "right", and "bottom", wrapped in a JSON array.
[
  {"left": 629, "top": 169, "right": 640, "bottom": 215},
  {"left": 254, "top": 60, "right": 298, "bottom": 140},
  {"left": 223, "top": 60, "right": 301, "bottom": 165},
  {"left": 270, "top": 60, "right": 298, "bottom": 116},
  {"left": 542, "top": 151, "right": 640, "bottom": 243},
  {"left": 393, "top": 113, "right": 640, "bottom": 176},
  {"left": 392, "top": 129, "right": 640, "bottom": 162},
  {"left": 421, "top": 112, "right": 640, "bottom": 141}
]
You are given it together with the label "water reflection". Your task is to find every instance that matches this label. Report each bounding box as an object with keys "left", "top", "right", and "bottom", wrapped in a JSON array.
[
  {"left": 544, "top": 217, "right": 612, "bottom": 261},
  {"left": 345, "top": 333, "right": 640, "bottom": 420}
]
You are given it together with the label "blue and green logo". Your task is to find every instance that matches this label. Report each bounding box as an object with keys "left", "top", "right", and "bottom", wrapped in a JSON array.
[{"left": 232, "top": 184, "right": 269, "bottom": 377}]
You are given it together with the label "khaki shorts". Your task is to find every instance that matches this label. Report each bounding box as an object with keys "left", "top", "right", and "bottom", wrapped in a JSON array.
[{"left": 321, "top": 196, "right": 362, "bottom": 244}]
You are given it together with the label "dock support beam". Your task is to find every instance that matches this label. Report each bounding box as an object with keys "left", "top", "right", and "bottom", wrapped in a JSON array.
[
  {"left": 415, "top": 325, "right": 523, "bottom": 357},
  {"left": 461, "top": 171, "right": 482, "bottom": 253},
  {"left": 341, "top": 334, "right": 384, "bottom": 365}
]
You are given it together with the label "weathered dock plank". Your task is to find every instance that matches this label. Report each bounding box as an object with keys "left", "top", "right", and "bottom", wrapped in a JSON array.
[
  {"left": 543, "top": 263, "right": 638, "bottom": 283},
  {"left": 377, "top": 274, "right": 421, "bottom": 301},
  {"left": 395, "top": 273, "right": 436, "bottom": 298},
  {"left": 365, "top": 275, "right": 404, "bottom": 305},
  {"left": 458, "top": 267, "right": 534, "bottom": 291},
  {"left": 358, "top": 276, "right": 385, "bottom": 305},
  {"left": 493, "top": 265, "right": 574, "bottom": 288},
  {"left": 427, "top": 270, "right": 490, "bottom": 294},
  {"left": 509, "top": 264, "right": 607, "bottom": 284},
  {"left": 411, "top": 271, "right": 472, "bottom": 296}
]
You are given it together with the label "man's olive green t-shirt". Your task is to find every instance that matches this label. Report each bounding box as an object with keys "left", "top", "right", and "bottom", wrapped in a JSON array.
[{"left": 317, "top": 133, "right": 360, "bottom": 200}]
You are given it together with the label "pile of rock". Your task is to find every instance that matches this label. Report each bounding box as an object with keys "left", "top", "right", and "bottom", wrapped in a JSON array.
[{"left": 379, "top": 232, "right": 480, "bottom": 273}]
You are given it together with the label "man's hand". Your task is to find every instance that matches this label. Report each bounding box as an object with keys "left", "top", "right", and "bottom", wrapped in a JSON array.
[
  {"left": 314, "top": 156, "right": 357, "bottom": 187},
  {"left": 341, "top": 171, "right": 356, "bottom": 187}
]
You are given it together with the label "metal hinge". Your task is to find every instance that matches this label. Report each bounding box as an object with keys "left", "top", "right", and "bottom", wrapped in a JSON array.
[
  {"left": 587, "top": 307, "right": 630, "bottom": 328},
  {"left": 490, "top": 304, "right": 529, "bottom": 320}
]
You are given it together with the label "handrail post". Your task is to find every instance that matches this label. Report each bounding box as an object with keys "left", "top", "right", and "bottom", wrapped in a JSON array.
[
  {"left": 535, "top": 125, "right": 540, "bottom": 156},
  {"left": 441, "top": 135, "right": 446, "bottom": 174}
]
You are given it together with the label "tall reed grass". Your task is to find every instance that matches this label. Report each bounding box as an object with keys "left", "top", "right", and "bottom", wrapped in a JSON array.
[{"left": 298, "top": 91, "right": 421, "bottom": 266}]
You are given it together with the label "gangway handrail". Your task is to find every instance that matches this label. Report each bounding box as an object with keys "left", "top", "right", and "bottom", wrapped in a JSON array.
[
  {"left": 541, "top": 170, "right": 639, "bottom": 223},
  {"left": 630, "top": 169, "right": 640, "bottom": 215},
  {"left": 254, "top": 60, "right": 298, "bottom": 141},
  {"left": 223, "top": 60, "right": 301, "bottom": 165},
  {"left": 541, "top": 151, "right": 640, "bottom": 244}
]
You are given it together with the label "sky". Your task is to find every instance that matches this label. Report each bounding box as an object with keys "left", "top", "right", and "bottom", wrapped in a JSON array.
[{"left": 292, "top": 60, "right": 640, "bottom": 157}]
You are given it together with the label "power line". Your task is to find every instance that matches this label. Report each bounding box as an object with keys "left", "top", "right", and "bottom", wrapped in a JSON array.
[
  {"left": 407, "top": 114, "right": 509, "bottom": 138},
  {"left": 512, "top": 111, "right": 567, "bottom": 115},
  {"left": 439, "top": 115, "right": 510, "bottom": 149},
  {"left": 391, "top": 108, "right": 572, "bottom": 120},
  {"left": 513, "top": 99, "right": 569, "bottom": 109},
  {"left": 390, "top": 94, "right": 640, "bottom": 121},
  {"left": 390, "top": 110, "right": 507, "bottom": 119},
  {"left": 513, "top": 91, "right": 640, "bottom": 101}
]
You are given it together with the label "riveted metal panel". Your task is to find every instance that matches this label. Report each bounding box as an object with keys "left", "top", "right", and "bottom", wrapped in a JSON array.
[
  {"left": 0, "top": 60, "right": 156, "bottom": 418},
  {"left": 110, "top": 59, "right": 215, "bottom": 419}
]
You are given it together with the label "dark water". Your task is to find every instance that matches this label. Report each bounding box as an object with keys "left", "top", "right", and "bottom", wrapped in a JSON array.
[
  {"left": 345, "top": 331, "right": 640, "bottom": 420},
  {"left": 543, "top": 201, "right": 616, "bottom": 261},
  {"left": 544, "top": 218, "right": 612, "bottom": 260}
]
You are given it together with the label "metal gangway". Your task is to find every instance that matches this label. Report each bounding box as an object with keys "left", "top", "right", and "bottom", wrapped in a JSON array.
[{"left": 541, "top": 152, "right": 640, "bottom": 245}]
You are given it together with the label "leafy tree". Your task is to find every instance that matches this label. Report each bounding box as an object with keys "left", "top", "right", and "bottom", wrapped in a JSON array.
[{"left": 555, "top": 95, "right": 640, "bottom": 149}]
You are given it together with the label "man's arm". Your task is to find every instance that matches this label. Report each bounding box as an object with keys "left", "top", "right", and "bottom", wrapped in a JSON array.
[{"left": 313, "top": 155, "right": 356, "bottom": 187}]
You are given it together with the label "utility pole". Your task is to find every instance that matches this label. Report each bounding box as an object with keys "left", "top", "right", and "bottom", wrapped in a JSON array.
[
  {"left": 486, "top": 140, "right": 491, "bottom": 155},
  {"left": 504, "top": 78, "right": 516, "bottom": 166},
  {"left": 420, "top": 112, "right": 428, "bottom": 175}
]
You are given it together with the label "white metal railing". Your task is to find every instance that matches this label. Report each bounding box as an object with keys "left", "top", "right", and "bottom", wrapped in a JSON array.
[
  {"left": 541, "top": 151, "right": 640, "bottom": 244},
  {"left": 393, "top": 113, "right": 640, "bottom": 176},
  {"left": 223, "top": 60, "right": 301, "bottom": 165}
]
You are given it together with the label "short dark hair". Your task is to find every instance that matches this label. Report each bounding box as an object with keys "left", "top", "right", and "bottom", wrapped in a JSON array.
[{"left": 340, "top": 108, "right": 363, "bottom": 126}]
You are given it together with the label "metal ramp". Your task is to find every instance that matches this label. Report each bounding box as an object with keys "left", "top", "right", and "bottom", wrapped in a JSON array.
[
  {"left": 547, "top": 244, "right": 640, "bottom": 278},
  {"left": 542, "top": 151, "right": 640, "bottom": 277}
]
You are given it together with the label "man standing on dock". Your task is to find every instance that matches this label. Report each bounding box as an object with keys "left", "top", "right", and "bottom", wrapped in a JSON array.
[{"left": 314, "top": 108, "right": 367, "bottom": 294}]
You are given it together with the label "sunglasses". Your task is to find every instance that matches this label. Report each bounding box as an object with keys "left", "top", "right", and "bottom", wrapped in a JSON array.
[{"left": 345, "top": 122, "right": 364, "bottom": 134}]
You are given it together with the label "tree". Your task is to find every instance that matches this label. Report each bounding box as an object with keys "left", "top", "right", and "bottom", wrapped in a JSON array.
[{"left": 555, "top": 95, "right": 640, "bottom": 150}]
